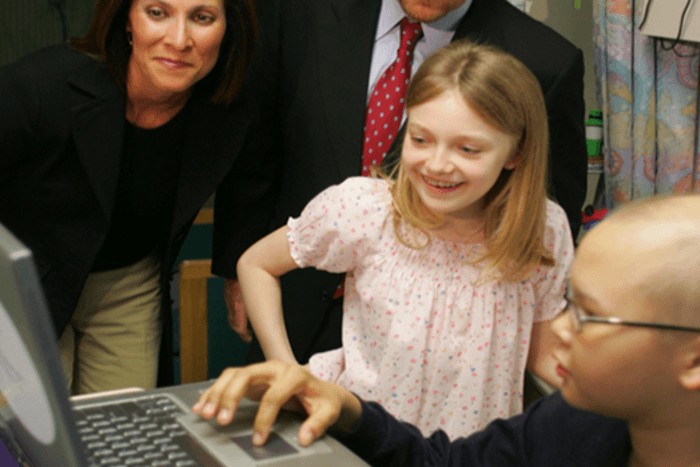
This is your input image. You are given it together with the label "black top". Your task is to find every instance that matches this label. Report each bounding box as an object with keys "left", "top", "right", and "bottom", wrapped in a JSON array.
[{"left": 91, "top": 105, "right": 190, "bottom": 272}]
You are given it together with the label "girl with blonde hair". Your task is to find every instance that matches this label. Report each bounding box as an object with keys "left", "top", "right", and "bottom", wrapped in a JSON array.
[{"left": 236, "top": 39, "right": 573, "bottom": 439}]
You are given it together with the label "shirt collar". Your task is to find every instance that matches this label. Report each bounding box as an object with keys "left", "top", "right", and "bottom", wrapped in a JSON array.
[{"left": 376, "top": 0, "right": 473, "bottom": 40}]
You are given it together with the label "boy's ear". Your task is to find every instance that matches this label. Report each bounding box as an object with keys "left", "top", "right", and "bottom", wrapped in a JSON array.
[{"left": 679, "top": 336, "right": 700, "bottom": 391}]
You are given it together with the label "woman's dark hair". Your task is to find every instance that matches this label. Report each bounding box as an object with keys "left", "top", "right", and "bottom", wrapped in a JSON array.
[{"left": 71, "top": 0, "right": 257, "bottom": 105}]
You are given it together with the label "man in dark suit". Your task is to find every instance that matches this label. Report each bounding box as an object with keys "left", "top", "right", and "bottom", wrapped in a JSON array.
[{"left": 212, "top": 0, "right": 587, "bottom": 365}]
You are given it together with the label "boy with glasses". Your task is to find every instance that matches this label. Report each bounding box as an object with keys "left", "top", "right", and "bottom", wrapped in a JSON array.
[{"left": 193, "top": 194, "right": 700, "bottom": 467}]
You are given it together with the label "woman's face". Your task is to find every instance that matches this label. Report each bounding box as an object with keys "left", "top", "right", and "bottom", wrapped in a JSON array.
[{"left": 126, "top": 0, "right": 226, "bottom": 98}]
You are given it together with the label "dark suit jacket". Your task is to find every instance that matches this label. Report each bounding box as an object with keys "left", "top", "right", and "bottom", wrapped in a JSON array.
[
  {"left": 212, "top": 0, "right": 587, "bottom": 364},
  {"left": 0, "top": 45, "right": 253, "bottom": 385}
]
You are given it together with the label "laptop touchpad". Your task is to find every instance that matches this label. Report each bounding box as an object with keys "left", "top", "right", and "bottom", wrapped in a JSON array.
[
  {"left": 231, "top": 432, "right": 297, "bottom": 460},
  {"left": 177, "top": 409, "right": 332, "bottom": 466}
]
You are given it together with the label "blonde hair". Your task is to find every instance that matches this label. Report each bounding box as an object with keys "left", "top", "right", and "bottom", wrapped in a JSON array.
[{"left": 380, "top": 39, "right": 554, "bottom": 283}]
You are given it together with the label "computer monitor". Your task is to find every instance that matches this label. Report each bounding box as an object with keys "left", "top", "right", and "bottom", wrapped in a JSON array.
[
  {"left": 0, "top": 222, "right": 87, "bottom": 466},
  {"left": 0, "top": 223, "right": 369, "bottom": 467}
]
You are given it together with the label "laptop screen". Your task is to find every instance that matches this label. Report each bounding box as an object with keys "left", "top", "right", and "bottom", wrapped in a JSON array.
[{"left": 0, "top": 222, "right": 86, "bottom": 467}]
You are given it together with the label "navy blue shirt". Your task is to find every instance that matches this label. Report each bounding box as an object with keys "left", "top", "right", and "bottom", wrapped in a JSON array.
[{"left": 338, "top": 392, "right": 630, "bottom": 467}]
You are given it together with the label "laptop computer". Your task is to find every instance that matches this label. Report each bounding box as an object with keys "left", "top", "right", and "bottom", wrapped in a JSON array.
[{"left": 0, "top": 222, "right": 368, "bottom": 467}]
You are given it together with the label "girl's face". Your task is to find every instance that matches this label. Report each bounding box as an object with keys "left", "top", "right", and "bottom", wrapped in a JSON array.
[
  {"left": 401, "top": 90, "right": 519, "bottom": 222},
  {"left": 126, "top": 0, "right": 227, "bottom": 99}
]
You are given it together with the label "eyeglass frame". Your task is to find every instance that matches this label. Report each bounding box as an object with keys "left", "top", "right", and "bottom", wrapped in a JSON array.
[{"left": 564, "top": 298, "right": 700, "bottom": 334}]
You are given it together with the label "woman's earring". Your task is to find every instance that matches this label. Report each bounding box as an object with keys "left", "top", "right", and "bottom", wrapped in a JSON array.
[{"left": 126, "top": 31, "right": 133, "bottom": 46}]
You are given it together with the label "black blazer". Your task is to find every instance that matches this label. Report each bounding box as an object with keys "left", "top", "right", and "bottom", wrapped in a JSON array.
[
  {"left": 212, "top": 0, "right": 587, "bottom": 364},
  {"left": 0, "top": 45, "right": 252, "bottom": 385}
]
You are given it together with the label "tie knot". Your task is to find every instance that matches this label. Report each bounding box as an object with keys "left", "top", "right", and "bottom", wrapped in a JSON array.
[{"left": 399, "top": 17, "right": 423, "bottom": 53}]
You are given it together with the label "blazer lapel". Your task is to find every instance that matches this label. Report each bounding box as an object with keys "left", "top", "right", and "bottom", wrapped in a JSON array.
[
  {"left": 68, "top": 63, "right": 125, "bottom": 219},
  {"left": 453, "top": 0, "right": 507, "bottom": 47},
  {"left": 316, "top": 0, "right": 381, "bottom": 177},
  {"left": 170, "top": 99, "right": 250, "bottom": 233}
]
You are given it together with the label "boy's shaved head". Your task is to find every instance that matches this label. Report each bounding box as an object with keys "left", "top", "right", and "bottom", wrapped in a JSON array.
[{"left": 579, "top": 195, "right": 700, "bottom": 327}]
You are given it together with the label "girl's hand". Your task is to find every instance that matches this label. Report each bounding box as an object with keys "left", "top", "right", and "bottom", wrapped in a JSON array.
[{"left": 191, "top": 361, "right": 362, "bottom": 447}]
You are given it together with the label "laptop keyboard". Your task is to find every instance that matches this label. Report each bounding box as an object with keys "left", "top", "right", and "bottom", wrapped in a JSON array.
[{"left": 74, "top": 394, "right": 223, "bottom": 467}]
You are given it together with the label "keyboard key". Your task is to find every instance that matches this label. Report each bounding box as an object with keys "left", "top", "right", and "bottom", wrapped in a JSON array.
[
  {"left": 94, "top": 448, "right": 114, "bottom": 455},
  {"left": 159, "top": 443, "right": 180, "bottom": 452},
  {"left": 117, "top": 449, "right": 138, "bottom": 458},
  {"left": 87, "top": 441, "right": 108, "bottom": 449},
  {"left": 98, "top": 457, "right": 121, "bottom": 465}
]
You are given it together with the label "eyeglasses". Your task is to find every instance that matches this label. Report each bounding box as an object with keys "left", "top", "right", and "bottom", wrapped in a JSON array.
[{"left": 565, "top": 298, "right": 700, "bottom": 334}]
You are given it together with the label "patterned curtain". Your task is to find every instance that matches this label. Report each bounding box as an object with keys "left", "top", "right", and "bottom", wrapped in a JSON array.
[
  {"left": 508, "top": 0, "right": 527, "bottom": 10},
  {"left": 594, "top": 0, "right": 700, "bottom": 207}
]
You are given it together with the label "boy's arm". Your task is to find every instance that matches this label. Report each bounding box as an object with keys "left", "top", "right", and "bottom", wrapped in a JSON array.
[
  {"left": 192, "top": 361, "right": 546, "bottom": 467},
  {"left": 236, "top": 226, "right": 300, "bottom": 364}
]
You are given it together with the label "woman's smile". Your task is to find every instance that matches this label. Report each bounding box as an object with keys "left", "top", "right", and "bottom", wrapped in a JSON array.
[{"left": 156, "top": 57, "right": 194, "bottom": 68}]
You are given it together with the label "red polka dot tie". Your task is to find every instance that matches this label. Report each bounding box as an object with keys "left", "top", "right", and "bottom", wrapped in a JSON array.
[{"left": 361, "top": 17, "right": 423, "bottom": 176}]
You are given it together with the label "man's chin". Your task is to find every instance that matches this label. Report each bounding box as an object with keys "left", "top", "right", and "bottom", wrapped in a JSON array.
[{"left": 399, "top": 0, "right": 467, "bottom": 23}]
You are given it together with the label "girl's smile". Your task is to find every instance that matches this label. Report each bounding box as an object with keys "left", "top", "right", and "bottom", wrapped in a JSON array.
[{"left": 420, "top": 174, "right": 465, "bottom": 192}]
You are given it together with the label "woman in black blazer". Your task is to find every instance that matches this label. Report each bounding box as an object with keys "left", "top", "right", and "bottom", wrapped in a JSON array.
[{"left": 0, "top": 0, "right": 258, "bottom": 394}]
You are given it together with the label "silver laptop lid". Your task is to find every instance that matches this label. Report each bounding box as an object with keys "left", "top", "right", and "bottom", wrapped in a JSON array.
[{"left": 0, "top": 222, "right": 87, "bottom": 467}]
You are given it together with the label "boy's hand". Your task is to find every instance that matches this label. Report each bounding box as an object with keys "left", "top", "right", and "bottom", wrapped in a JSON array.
[{"left": 191, "top": 361, "right": 362, "bottom": 447}]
